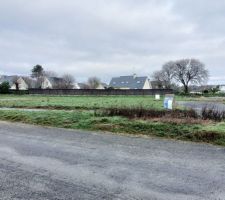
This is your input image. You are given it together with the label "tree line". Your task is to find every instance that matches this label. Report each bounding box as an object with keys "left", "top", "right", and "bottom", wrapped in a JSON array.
[
  {"left": 152, "top": 58, "right": 209, "bottom": 93},
  {"left": 31, "top": 65, "right": 101, "bottom": 89}
]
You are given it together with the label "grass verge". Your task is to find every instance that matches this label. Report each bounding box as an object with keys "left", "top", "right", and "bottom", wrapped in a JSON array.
[{"left": 0, "top": 110, "right": 225, "bottom": 146}]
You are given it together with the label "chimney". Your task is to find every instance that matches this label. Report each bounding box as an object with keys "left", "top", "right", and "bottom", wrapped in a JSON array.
[{"left": 133, "top": 73, "right": 137, "bottom": 79}]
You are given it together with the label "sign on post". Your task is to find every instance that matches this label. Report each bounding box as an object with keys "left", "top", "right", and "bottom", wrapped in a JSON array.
[
  {"left": 164, "top": 94, "right": 175, "bottom": 110},
  {"left": 155, "top": 94, "right": 160, "bottom": 100}
]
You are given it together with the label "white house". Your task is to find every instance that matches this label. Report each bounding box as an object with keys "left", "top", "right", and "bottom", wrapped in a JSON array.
[
  {"left": 0, "top": 75, "right": 29, "bottom": 90},
  {"left": 109, "top": 74, "right": 152, "bottom": 89},
  {"left": 41, "top": 77, "right": 80, "bottom": 89},
  {"left": 96, "top": 83, "right": 108, "bottom": 89},
  {"left": 41, "top": 77, "right": 65, "bottom": 89}
]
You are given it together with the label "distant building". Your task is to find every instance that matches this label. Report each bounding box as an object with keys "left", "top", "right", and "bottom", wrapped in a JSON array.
[
  {"left": 41, "top": 77, "right": 64, "bottom": 89},
  {"left": 149, "top": 80, "right": 167, "bottom": 89},
  {"left": 109, "top": 74, "right": 152, "bottom": 89},
  {"left": 0, "top": 75, "right": 28, "bottom": 90},
  {"left": 78, "top": 82, "right": 107, "bottom": 89},
  {"left": 96, "top": 83, "right": 108, "bottom": 89},
  {"left": 189, "top": 85, "right": 217, "bottom": 94}
]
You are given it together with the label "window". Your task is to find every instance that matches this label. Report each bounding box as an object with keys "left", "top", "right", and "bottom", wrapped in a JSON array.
[{"left": 137, "top": 81, "right": 141, "bottom": 83}]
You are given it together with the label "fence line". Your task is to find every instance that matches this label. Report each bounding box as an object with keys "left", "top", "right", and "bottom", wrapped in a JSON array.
[{"left": 27, "top": 89, "right": 174, "bottom": 96}]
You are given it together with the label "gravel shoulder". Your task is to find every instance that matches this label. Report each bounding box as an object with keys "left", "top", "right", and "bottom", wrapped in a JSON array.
[{"left": 0, "top": 121, "right": 225, "bottom": 200}]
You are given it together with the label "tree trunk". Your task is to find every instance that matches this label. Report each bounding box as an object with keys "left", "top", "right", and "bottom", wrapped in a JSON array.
[
  {"left": 184, "top": 85, "right": 189, "bottom": 94},
  {"left": 16, "top": 83, "right": 19, "bottom": 91}
]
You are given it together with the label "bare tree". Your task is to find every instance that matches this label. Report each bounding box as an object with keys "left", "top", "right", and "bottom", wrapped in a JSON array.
[
  {"left": 87, "top": 77, "right": 101, "bottom": 89},
  {"left": 173, "top": 59, "right": 209, "bottom": 93},
  {"left": 151, "top": 70, "right": 164, "bottom": 88},
  {"left": 35, "top": 77, "right": 45, "bottom": 88},
  {"left": 62, "top": 74, "right": 75, "bottom": 89},
  {"left": 79, "top": 83, "right": 90, "bottom": 89},
  {"left": 151, "top": 62, "right": 175, "bottom": 89},
  {"left": 23, "top": 77, "right": 35, "bottom": 89},
  {"left": 44, "top": 71, "right": 58, "bottom": 78},
  {"left": 12, "top": 76, "right": 19, "bottom": 90},
  {"left": 161, "top": 61, "right": 176, "bottom": 88}
]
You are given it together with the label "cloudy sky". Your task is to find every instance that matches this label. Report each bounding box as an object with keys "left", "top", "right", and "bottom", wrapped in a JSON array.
[{"left": 0, "top": 0, "right": 225, "bottom": 83}]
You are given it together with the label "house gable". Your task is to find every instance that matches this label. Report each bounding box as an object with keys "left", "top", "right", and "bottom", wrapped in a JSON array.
[
  {"left": 42, "top": 77, "right": 53, "bottom": 89},
  {"left": 11, "top": 77, "right": 28, "bottom": 90},
  {"left": 109, "top": 75, "right": 149, "bottom": 89}
]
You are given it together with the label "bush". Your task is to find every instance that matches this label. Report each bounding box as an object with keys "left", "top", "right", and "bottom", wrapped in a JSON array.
[
  {"left": 203, "top": 89, "right": 209, "bottom": 94},
  {"left": 201, "top": 107, "right": 225, "bottom": 122},
  {"left": 0, "top": 82, "right": 10, "bottom": 94},
  {"left": 97, "top": 107, "right": 198, "bottom": 119},
  {"left": 97, "top": 106, "right": 225, "bottom": 122}
]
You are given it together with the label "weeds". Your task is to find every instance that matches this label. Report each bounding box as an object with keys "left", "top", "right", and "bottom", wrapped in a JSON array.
[
  {"left": 201, "top": 107, "right": 225, "bottom": 122},
  {"left": 97, "top": 107, "right": 198, "bottom": 120}
]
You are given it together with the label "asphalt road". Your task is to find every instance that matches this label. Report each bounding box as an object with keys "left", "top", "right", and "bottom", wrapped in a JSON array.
[{"left": 0, "top": 121, "right": 225, "bottom": 200}]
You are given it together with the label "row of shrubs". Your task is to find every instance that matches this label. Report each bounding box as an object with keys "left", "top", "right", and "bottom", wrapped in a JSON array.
[
  {"left": 202, "top": 107, "right": 225, "bottom": 121},
  {"left": 97, "top": 107, "right": 225, "bottom": 122}
]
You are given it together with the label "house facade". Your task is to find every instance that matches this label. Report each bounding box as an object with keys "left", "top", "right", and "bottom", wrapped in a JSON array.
[
  {"left": 41, "top": 77, "right": 79, "bottom": 89},
  {"left": 0, "top": 75, "right": 29, "bottom": 90},
  {"left": 41, "top": 77, "right": 65, "bottom": 89},
  {"left": 109, "top": 75, "right": 152, "bottom": 89}
]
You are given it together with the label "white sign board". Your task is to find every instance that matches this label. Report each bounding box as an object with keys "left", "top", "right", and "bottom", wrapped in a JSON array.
[
  {"left": 155, "top": 94, "right": 160, "bottom": 100},
  {"left": 167, "top": 100, "right": 173, "bottom": 110},
  {"left": 164, "top": 95, "right": 175, "bottom": 110}
]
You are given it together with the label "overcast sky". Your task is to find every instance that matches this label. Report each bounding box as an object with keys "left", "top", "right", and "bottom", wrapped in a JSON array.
[{"left": 0, "top": 0, "right": 225, "bottom": 83}]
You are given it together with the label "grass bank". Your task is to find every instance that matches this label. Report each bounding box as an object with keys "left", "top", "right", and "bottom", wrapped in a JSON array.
[{"left": 0, "top": 110, "right": 225, "bottom": 146}]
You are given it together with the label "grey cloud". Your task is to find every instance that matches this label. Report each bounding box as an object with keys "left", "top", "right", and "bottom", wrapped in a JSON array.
[{"left": 0, "top": 0, "right": 224, "bottom": 84}]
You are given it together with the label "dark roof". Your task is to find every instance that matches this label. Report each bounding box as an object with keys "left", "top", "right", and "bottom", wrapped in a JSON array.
[
  {"left": 109, "top": 75, "right": 148, "bottom": 89},
  {"left": 22, "top": 77, "right": 37, "bottom": 88},
  {"left": 150, "top": 81, "right": 162, "bottom": 89},
  {"left": 48, "top": 77, "right": 65, "bottom": 84}
]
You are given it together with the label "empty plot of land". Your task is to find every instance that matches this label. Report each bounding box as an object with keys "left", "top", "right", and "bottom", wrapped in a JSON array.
[
  {"left": 0, "top": 121, "right": 225, "bottom": 200},
  {"left": 0, "top": 95, "right": 164, "bottom": 110}
]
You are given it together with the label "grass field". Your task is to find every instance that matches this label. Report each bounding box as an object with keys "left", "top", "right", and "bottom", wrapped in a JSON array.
[
  {"left": 0, "top": 94, "right": 225, "bottom": 146},
  {"left": 0, "top": 95, "right": 164, "bottom": 110}
]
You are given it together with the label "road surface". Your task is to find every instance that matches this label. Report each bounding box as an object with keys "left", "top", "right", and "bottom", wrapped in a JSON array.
[{"left": 0, "top": 121, "right": 225, "bottom": 200}]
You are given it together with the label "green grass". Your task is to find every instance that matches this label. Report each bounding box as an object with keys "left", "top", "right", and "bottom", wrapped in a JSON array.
[
  {"left": 0, "top": 95, "right": 164, "bottom": 110},
  {"left": 0, "top": 109, "right": 225, "bottom": 146},
  {"left": 1, "top": 94, "right": 225, "bottom": 146}
]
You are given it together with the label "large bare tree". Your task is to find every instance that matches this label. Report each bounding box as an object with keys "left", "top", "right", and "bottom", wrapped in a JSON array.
[
  {"left": 173, "top": 59, "right": 209, "bottom": 93},
  {"left": 152, "top": 58, "right": 209, "bottom": 93}
]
